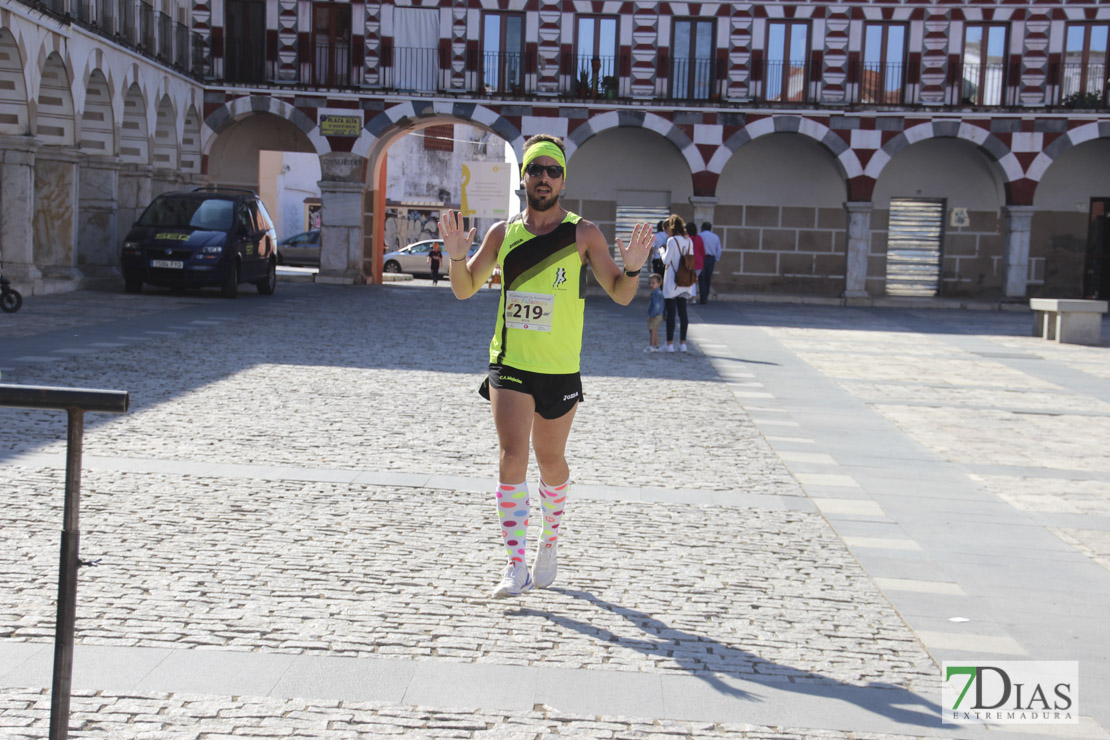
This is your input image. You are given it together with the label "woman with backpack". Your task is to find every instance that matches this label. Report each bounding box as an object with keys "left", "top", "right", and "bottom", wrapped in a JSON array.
[{"left": 661, "top": 214, "right": 697, "bottom": 352}]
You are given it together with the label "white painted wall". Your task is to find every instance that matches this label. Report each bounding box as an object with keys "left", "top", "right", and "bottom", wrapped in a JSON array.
[
  {"left": 716, "top": 133, "right": 846, "bottom": 207},
  {"left": 567, "top": 127, "right": 694, "bottom": 204}
]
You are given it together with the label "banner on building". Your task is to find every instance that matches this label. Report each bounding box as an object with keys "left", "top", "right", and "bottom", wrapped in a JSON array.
[{"left": 460, "top": 162, "right": 510, "bottom": 219}]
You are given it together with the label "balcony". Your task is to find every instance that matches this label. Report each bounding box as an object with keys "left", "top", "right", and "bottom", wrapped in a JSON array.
[
  {"left": 670, "top": 57, "right": 721, "bottom": 101},
  {"left": 858, "top": 61, "right": 906, "bottom": 105},
  {"left": 758, "top": 59, "right": 810, "bottom": 104},
  {"left": 952, "top": 62, "right": 1007, "bottom": 106},
  {"left": 481, "top": 50, "right": 526, "bottom": 96},
  {"left": 381, "top": 46, "right": 441, "bottom": 92},
  {"left": 1058, "top": 61, "right": 1108, "bottom": 108},
  {"left": 22, "top": 0, "right": 207, "bottom": 78}
]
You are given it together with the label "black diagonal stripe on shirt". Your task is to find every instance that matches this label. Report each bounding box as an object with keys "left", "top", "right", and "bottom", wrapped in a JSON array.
[{"left": 501, "top": 220, "right": 579, "bottom": 291}]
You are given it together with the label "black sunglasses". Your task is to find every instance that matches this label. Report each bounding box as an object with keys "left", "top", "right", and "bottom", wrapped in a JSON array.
[{"left": 524, "top": 163, "right": 564, "bottom": 179}]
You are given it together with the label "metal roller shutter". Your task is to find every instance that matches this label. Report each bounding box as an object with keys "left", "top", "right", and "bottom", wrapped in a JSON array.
[{"left": 886, "top": 197, "right": 945, "bottom": 297}]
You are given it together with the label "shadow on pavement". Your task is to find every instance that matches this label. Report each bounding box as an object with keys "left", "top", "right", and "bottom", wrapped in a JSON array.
[{"left": 517, "top": 587, "right": 944, "bottom": 730}]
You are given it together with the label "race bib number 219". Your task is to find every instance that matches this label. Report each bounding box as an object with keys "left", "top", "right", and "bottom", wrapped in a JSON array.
[{"left": 505, "top": 291, "right": 554, "bottom": 332}]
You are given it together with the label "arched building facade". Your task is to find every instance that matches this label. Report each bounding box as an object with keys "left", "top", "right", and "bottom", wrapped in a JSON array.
[{"left": 2, "top": 0, "right": 1108, "bottom": 301}]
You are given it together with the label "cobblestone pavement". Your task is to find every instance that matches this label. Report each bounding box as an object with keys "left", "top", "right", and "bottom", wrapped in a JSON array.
[
  {"left": 3, "top": 283, "right": 1107, "bottom": 737},
  {"left": 0, "top": 688, "right": 930, "bottom": 739}
]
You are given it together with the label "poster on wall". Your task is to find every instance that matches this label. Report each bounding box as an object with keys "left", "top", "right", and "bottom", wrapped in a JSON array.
[{"left": 460, "top": 162, "right": 509, "bottom": 219}]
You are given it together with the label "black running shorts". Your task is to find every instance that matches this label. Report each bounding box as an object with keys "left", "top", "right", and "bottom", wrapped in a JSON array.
[{"left": 479, "top": 363, "right": 583, "bottom": 419}]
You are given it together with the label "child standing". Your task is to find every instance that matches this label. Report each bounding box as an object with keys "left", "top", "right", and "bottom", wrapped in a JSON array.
[{"left": 645, "top": 273, "right": 664, "bottom": 352}]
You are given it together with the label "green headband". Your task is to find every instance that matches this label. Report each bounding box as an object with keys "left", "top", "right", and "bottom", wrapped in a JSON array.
[{"left": 521, "top": 141, "right": 566, "bottom": 178}]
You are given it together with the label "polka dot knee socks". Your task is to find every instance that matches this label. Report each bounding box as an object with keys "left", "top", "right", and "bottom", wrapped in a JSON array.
[
  {"left": 496, "top": 482, "right": 529, "bottom": 564},
  {"left": 539, "top": 478, "right": 569, "bottom": 544}
]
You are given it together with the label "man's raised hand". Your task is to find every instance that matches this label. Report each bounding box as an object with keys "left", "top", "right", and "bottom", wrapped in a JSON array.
[
  {"left": 438, "top": 210, "right": 477, "bottom": 261},
  {"left": 616, "top": 221, "right": 654, "bottom": 273}
]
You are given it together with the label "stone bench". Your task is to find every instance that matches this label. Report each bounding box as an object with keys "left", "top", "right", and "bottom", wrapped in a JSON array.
[{"left": 1029, "top": 298, "right": 1108, "bottom": 346}]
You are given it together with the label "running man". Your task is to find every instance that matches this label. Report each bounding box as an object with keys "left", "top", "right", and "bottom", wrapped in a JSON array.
[{"left": 440, "top": 134, "right": 653, "bottom": 598}]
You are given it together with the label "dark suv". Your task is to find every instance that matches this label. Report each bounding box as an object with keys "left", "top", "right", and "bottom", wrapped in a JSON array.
[{"left": 120, "top": 187, "right": 278, "bottom": 298}]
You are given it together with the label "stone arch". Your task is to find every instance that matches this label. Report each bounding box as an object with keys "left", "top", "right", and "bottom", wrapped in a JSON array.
[
  {"left": 35, "top": 52, "right": 75, "bottom": 145},
  {"left": 566, "top": 110, "right": 705, "bottom": 174},
  {"left": 1026, "top": 121, "right": 1110, "bottom": 188},
  {"left": 354, "top": 101, "right": 523, "bottom": 164},
  {"left": 152, "top": 94, "right": 178, "bottom": 169},
  {"left": 866, "top": 120, "right": 1021, "bottom": 200},
  {"left": 710, "top": 115, "right": 864, "bottom": 180},
  {"left": 352, "top": 101, "right": 523, "bottom": 284},
  {"left": 203, "top": 95, "right": 330, "bottom": 157},
  {"left": 0, "top": 28, "right": 29, "bottom": 135},
  {"left": 120, "top": 82, "right": 148, "bottom": 163},
  {"left": 79, "top": 69, "right": 114, "bottom": 155},
  {"left": 181, "top": 105, "right": 202, "bottom": 174}
]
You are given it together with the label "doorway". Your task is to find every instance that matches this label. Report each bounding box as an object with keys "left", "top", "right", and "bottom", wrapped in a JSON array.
[
  {"left": 885, "top": 197, "right": 946, "bottom": 297},
  {"left": 1085, "top": 198, "right": 1110, "bottom": 299},
  {"left": 312, "top": 3, "right": 353, "bottom": 87},
  {"left": 225, "top": 0, "right": 266, "bottom": 83}
]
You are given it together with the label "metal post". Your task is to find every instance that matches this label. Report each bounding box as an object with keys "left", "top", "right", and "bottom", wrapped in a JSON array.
[
  {"left": 0, "top": 384, "right": 129, "bottom": 740},
  {"left": 49, "top": 408, "right": 84, "bottom": 740}
]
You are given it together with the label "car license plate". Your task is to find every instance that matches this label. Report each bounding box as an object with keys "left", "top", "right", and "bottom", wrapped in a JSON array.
[{"left": 150, "top": 259, "right": 184, "bottom": 269}]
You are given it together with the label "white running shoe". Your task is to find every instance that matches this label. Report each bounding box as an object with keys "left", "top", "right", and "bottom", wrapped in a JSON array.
[
  {"left": 491, "top": 562, "right": 533, "bottom": 599},
  {"left": 643, "top": 346, "right": 657, "bottom": 353},
  {"left": 532, "top": 541, "right": 558, "bottom": 589},
  {"left": 679, "top": 343, "right": 688, "bottom": 352},
  {"left": 665, "top": 344, "right": 675, "bottom": 353}
]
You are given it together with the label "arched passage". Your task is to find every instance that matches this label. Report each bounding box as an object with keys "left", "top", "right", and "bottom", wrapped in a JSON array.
[
  {"left": 356, "top": 103, "right": 523, "bottom": 283},
  {"left": 206, "top": 112, "right": 317, "bottom": 190},
  {"left": 35, "top": 52, "right": 74, "bottom": 145},
  {"left": 152, "top": 94, "right": 178, "bottom": 175},
  {"left": 1032, "top": 138, "right": 1110, "bottom": 297},
  {"left": 568, "top": 125, "right": 694, "bottom": 246},
  {"left": 716, "top": 133, "right": 849, "bottom": 295},
  {"left": 873, "top": 137, "right": 1007, "bottom": 297},
  {"left": 0, "top": 28, "right": 29, "bottom": 136},
  {"left": 80, "top": 69, "right": 114, "bottom": 154},
  {"left": 32, "top": 52, "right": 78, "bottom": 276}
]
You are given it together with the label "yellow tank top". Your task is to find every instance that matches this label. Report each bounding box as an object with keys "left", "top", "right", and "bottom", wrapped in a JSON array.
[{"left": 489, "top": 211, "right": 586, "bottom": 374}]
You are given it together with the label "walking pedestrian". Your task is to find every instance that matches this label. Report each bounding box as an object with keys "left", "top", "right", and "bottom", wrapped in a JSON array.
[
  {"left": 651, "top": 221, "right": 667, "bottom": 278},
  {"left": 662, "top": 214, "right": 696, "bottom": 352},
  {"left": 645, "top": 273, "right": 664, "bottom": 352},
  {"left": 428, "top": 242, "right": 443, "bottom": 285},
  {"left": 687, "top": 222, "right": 704, "bottom": 303},
  {"left": 439, "top": 134, "right": 654, "bottom": 598},
  {"left": 698, "top": 222, "right": 721, "bottom": 304}
]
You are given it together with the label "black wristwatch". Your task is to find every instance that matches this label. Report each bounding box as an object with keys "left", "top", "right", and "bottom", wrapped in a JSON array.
[{"left": 624, "top": 268, "right": 640, "bottom": 277}]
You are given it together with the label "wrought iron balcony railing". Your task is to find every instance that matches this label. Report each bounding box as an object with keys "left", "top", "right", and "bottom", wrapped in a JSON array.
[
  {"left": 858, "top": 61, "right": 906, "bottom": 105},
  {"left": 1058, "top": 61, "right": 1108, "bottom": 108},
  {"left": 760, "top": 59, "right": 810, "bottom": 103},
  {"left": 481, "top": 50, "right": 527, "bottom": 95},
  {"left": 382, "top": 46, "right": 441, "bottom": 92}
]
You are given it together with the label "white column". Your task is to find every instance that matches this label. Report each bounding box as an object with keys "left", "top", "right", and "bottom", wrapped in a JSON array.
[
  {"left": 0, "top": 137, "right": 42, "bottom": 287},
  {"left": 843, "top": 201, "right": 872, "bottom": 299},
  {"left": 1003, "top": 205, "right": 1036, "bottom": 299},
  {"left": 316, "top": 180, "right": 366, "bottom": 284},
  {"left": 33, "top": 147, "right": 81, "bottom": 281},
  {"left": 118, "top": 164, "right": 154, "bottom": 248},
  {"left": 688, "top": 196, "right": 719, "bottom": 231},
  {"left": 317, "top": 153, "right": 368, "bottom": 284},
  {"left": 78, "top": 155, "right": 122, "bottom": 278}
]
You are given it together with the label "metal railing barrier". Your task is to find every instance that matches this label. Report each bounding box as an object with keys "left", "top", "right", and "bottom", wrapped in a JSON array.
[{"left": 0, "top": 384, "right": 130, "bottom": 740}]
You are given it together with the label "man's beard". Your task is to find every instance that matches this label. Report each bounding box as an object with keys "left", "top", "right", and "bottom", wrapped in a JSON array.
[{"left": 527, "top": 189, "right": 558, "bottom": 211}]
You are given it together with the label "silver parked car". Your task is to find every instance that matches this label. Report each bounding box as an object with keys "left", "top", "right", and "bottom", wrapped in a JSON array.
[
  {"left": 276, "top": 229, "right": 320, "bottom": 267},
  {"left": 383, "top": 239, "right": 468, "bottom": 276}
]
